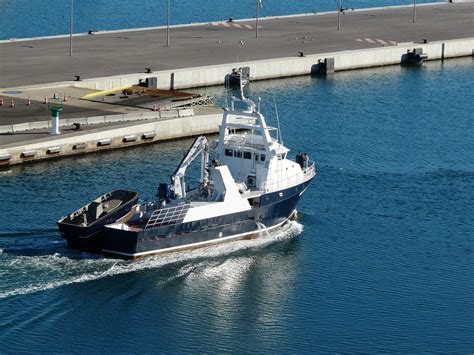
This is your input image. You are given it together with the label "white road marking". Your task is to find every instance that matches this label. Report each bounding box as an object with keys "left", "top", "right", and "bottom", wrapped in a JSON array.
[
  {"left": 355, "top": 37, "right": 397, "bottom": 46},
  {"left": 211, "top": 22, "right": 258, "bottom": 30}
]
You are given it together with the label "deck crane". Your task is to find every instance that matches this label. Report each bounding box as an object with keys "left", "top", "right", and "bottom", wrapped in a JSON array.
[{"left": 170, "top": 136, "right": 209, "bottom": 199}]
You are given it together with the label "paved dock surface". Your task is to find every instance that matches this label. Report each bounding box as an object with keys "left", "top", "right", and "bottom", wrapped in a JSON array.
[
  {"left": 1, "top": 3, "right": 473, "bottom": 88},
  {"left": 0, "top": 98, "right": 119, "bottom": 125}
]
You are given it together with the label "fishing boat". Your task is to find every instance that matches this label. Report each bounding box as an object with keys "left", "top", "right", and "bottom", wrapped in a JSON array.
[
  {"left": 57, "top": 189, "right": 139, "bottom": 251},
  {"left": 98, "top": 84, "right": 316, "bottom": 259}
]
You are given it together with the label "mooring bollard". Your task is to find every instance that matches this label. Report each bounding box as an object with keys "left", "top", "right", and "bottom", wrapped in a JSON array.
[
  {"left": 43, "top": 96, "right": 47, "bottom": 104},
  {"left": 63, "top": 94, "right": 68, "bottom": 102}
]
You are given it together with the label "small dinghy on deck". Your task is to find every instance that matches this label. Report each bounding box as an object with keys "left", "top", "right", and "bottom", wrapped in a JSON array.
[{"left": 57, "top": 189, "right": 139, "bottom": 251}]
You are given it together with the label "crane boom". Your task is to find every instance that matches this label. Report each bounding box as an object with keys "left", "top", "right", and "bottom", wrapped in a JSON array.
[{"left": 171, "top": 136, "right": 209, "bottom": 199}]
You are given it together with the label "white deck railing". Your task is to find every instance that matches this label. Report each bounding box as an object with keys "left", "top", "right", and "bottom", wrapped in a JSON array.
[{"left": 260, "top": 161, "right": 316, "bottom": 193}]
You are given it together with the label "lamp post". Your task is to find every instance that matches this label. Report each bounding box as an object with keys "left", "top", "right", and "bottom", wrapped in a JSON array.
[
  {"left": 166, "top": 0, "right": 170, "bottom": 46},
  {"left": 255, "top": 0, "right": 260, "bottom": 38},
  {"left": 70, "top": 0, "right": 74, "bottom": 56},
  {"left": 337, "top": 0, "right": 342, "bottom": 30},
  {"left": 412, "top": 0, "right": 417, "bottom": 23}
]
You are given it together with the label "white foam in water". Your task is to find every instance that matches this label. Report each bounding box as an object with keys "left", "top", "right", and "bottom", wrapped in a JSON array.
[{"left": 0, "top": 221, "right": 303, "bottom": 299}]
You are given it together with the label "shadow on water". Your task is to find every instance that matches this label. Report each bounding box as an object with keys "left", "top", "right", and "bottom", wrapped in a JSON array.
[{"left": 0, "top": 228, "right": 78, "bottom": 258}]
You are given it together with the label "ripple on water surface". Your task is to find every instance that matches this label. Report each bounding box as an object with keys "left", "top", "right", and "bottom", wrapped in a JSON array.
[{"left": 0, "top": 59, "right": 473, "bottom": 352}]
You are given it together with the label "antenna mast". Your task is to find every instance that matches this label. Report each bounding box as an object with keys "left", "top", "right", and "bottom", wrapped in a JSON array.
[{"left": 273, "top": 96, "right": 282, "bottom": 145}]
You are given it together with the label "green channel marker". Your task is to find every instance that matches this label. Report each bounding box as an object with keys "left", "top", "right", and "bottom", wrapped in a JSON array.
[{"left": 48, "top": 97, "right": 63, "bottom": 135}]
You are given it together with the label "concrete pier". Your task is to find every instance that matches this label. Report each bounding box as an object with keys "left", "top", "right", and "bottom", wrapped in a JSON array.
[
  {"left": 1, "top": 2, "right": 473, "bottom": 166},
  {"left": 0, "top": 85, "right": 222, "bottom": 166},
  {"left": 1, "top": 2, "right": 473, "bottom": 88},
  {"left": 71, "top": 37, "right": 474, "bottom": 91},
  {"left": 0, "top": 107, "right": 223, "bottom": 166}
]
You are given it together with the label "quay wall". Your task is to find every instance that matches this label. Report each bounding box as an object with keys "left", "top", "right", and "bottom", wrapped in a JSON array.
[
  {"left": 75, "top": 37, "right": 474, "bottom": 91},
  {"left": 2, "top": 37, "right": 473, "bottom": 166},
  {"left": 0, "top": 113, "right": 221, "bottom": 166}
]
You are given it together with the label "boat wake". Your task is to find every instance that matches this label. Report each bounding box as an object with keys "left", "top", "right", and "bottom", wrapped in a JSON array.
[
  {"left": 0, "top": 229, "right": 66, "bottom": 257},
  {"left": 0, "top": 228, "right": 59, "bottom": 238},
  {"left": 0, "top": 221, "right": 303, "bottom": 299}
]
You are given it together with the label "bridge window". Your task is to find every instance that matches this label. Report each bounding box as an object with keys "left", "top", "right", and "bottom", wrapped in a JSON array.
[
  {"left": 234, "top": 150, "right": 242, "bottom": 158},
  {"left": 243, "top": 151, "right": 252, "bottom": 159},
  {"left": 225, "top": 148, "right": 233, "bottom": 157},
  {"left": 260, "top": 154, "right": 266, "bottom": 162}
]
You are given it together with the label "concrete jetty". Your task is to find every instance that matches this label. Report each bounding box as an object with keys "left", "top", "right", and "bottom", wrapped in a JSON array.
[
  {"left": 0, "top": 106, "right": 223, "bottom": 166},
  {"left": 1, "top": 2, "right": 473, "bottom": 87},
  {"left": 1, "top": 2, "right": 473, "bottom": 166}
]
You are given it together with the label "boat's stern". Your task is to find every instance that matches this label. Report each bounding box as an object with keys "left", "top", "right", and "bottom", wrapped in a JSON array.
[{"left": 101, "top": 223, "right": 141, "bottom": 259}]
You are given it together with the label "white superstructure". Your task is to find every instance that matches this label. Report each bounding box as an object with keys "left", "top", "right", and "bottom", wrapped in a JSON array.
[{"left": 108, "top": 86, "right": 315, "bottom": 230}]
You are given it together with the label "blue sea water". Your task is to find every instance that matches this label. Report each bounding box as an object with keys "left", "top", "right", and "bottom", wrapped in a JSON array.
[
  {"left": 0, "top": 58, "right": 473, "bottom": 352},
  {"left": 0, "top": 0, "right": 442, "bottom": 40}
]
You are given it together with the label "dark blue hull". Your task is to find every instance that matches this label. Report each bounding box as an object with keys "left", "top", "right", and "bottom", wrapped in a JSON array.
[{"left": 102, "top": 178, "right": 313, "bottom": 259}]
